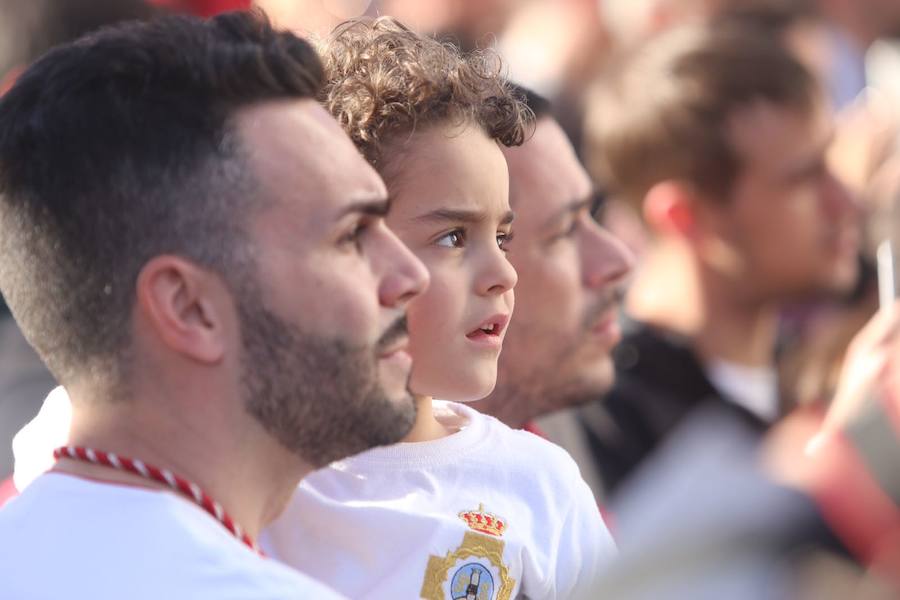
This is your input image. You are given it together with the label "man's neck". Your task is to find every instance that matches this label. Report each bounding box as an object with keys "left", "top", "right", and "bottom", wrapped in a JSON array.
[
  {"left": 61, "top": 388, "right": 308, "bottom": 541},
  {"left": 627, "top": 242, "right": 777, "bottom": 368},
  {"left": 474, "top": 384, "right": 527, "bottom": 430}
]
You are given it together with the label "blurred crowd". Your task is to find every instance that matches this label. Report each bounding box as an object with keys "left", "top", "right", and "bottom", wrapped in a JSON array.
[{"left": 1, "top": 0, "right": 900, "bottom": 598}]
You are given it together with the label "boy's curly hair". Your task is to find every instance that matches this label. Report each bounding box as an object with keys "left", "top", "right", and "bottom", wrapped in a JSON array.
[{"left": 318, "top": 17, "right": 529, "bottom": 170}]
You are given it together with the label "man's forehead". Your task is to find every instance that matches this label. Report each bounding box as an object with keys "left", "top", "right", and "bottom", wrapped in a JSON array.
[
  {"left": 506, "top": 118, "right": 591, "bottom": 210},
  {"left": 237, "top": 100, "right": 348, "bottom": 163},
  {"left": 728, "top": 100, "right": 830, "bottom": 164},
  {"left": 236, "top": 99, "right": 386, "bottom": 213}
]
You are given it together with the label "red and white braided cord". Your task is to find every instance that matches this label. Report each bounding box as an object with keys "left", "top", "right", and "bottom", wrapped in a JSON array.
[{"left": 53, "top": 446, "right": 260, "bottom": 554}]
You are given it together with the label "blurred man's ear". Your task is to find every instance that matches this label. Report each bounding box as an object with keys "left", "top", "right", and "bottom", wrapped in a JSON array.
[
  {"left": 0, "top": 66, "right": 23, "bottom": 96},
  {"left": 135, "top": 255, "right": 229, "bottom": 365},
  {"left": 643, "top": 180, "right": 699, "bottom": 239}
]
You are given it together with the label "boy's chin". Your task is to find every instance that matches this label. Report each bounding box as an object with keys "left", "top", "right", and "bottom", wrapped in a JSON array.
[
  {"left": 409, "top": 371, "right": 497, "bottom": 403},
  {"left": 441, "top": 377, "right": 497, "bottom": 404}
]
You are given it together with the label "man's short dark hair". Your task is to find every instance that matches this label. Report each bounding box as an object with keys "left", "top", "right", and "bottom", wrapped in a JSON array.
[
  {"left": 0, "top": 11, "right": 324, "bottom": 385},
  {"left": 713, "top": 0, "right": 818, "bottom": 36}
]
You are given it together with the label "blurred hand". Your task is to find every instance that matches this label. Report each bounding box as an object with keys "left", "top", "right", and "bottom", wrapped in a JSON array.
[
  {"left": 828, "top": 89, "right": 900, "bottom": 196},
  {"left": 822, "top": 300, "right": 900, "bottom": 436},
  {"left": 829, "top": 90, "right": 899, "bottom": 199},
  {"left": 763, "top": 302, "right": 900, "bottom": 503}
]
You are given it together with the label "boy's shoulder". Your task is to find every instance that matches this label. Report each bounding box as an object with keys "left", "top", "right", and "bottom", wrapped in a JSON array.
[
  {"left": 459, "top": 403, "right": 584, "bottom": 483},
  {"left": 303, "top": 401, "right": 587, "bottom": 497}
]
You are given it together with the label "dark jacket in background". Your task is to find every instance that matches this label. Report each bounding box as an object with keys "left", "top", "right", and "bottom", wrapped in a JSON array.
[{"left": 579, "top": 315, "right": 770, "bottom": 498}]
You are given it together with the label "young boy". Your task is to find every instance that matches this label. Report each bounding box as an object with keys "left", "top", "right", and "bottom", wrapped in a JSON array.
[{"left": 261, "top": 18, "right": 616, "bottom": 599}]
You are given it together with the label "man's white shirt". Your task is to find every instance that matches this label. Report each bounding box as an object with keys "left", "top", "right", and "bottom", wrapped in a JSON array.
[
  {"left": 0, "top": 472, "right": 344, "bottom": 599},
  {"left": 261, "top": 400, "right": 616, "bottom": 599}
]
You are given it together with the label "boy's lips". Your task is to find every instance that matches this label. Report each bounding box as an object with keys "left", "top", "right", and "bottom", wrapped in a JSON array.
[{"left": 466, "top": 313, "right": 510, "bottom": 348}]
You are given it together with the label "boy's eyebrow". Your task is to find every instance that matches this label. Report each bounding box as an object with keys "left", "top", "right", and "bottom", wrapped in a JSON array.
[{"left": 415, "top": 208, "right": 515, "bottom": 225}]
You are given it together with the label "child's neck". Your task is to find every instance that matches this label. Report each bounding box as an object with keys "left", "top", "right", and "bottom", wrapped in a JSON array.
[{"left": 402, "top": 395, "right": 458, "bottom": 443}]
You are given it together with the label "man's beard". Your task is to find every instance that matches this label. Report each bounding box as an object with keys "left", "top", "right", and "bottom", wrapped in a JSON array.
[
  {"left": 487, "top": 286, "right": 626, "bottom": 426},
  {"left": 236, "top": 292, "right": 416, "bottom": 468}
]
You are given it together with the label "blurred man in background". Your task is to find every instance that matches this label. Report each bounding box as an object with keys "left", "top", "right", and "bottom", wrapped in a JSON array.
[
  {"left": 592, "top": 301, "right": 900, "bottom": 598},
  {"left": 816, "top": 0, "right": 900, "bottom": 108},
  {"left": 581, "top": 22, "right": 860, "bottom": 498},
  {"left": 474, "top": 87, "right": 633, "bottom": 498}
]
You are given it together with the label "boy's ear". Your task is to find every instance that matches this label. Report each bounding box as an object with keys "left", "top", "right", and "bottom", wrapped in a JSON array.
[{"left": 642, "top": 180, "right": 699, "bottom": 238}]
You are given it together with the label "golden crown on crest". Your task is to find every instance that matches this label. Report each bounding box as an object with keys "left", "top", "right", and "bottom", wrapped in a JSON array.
[{"left": 458, "top": 504, "right": 506, "bottom": 538}]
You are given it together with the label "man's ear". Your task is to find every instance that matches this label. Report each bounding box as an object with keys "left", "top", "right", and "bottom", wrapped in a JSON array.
[
  {"left": 642, "top": 180, "right": 700, "bottom": 238},
  {"left": 0, "top": 65, "right": 23, "bottom": 97},
  {"left": 135, "top": 255, "right": 228, "bottom": 364}
]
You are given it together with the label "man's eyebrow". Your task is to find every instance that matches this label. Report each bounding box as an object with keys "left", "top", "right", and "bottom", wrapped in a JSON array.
[
  {"left": 414, "top": 208, "right": 515, "bottom": 225},
  {"left": 546, "top": 196, "right": 592, "bottom": 224},
  {"left": 566, "top": 197, "right": 594, "bottom": 213},
  {"left": 337, "top": 197, "right": 391, "bottom": 218},
  {"left": 779, "top": 133, "right": 835, "bottom": 180}
]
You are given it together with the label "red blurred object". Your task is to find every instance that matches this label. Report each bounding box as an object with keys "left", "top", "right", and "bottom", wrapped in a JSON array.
[
  {"left": 808, "top": 430, "right": 900, "bottom": 584},
  {"left": 522, "top": 420, "right": 547, "bottom": 439},
  {"left": 0, "top": 67, "right": 21, "bottom": 97},
  {"left": 0, "top": 477, "right": 18, "bottom": 508},
  {"left": 149, "top": 0, "right": 252, "bottom": 17}
]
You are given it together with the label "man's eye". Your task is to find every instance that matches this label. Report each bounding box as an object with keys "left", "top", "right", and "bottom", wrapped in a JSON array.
[
  {"left": 590, "top": 192, "right": 608, "bottom": 223},
  {"left": 435, "top": 229, "right": 466, "bottom": 248},
  {"left": 497, "top": 230, "right": 515, "bottom": 252},
  {"left": 339, "top": 222, "right": 369, "bottom": 250},
  {"left": 555, "top": 219, "right": 578, "bottom": 240}
]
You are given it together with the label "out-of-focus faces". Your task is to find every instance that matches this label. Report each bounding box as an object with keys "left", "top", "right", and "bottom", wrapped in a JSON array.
[
  {"left": 701, "top": 100, "right": 860, "bottom": 304},
  {"left": 478, "top": 117, "right": 634, "bottom": 427},
  {"left": 234, "top": 99, "right": 429, "bottom": 466},
  {"left": 856, "top": 0, "right": 900, "bottom": 40},
  {"left": 384, "top": 123, "right": 517, "bottom": 402},
  {"left": 380, "top": 0, "right": 518, "bottom": 39}
]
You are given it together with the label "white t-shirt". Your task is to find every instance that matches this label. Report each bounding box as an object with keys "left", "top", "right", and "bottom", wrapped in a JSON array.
[
  {"left": 704, "top": 359, "right": 779, "bottom": 423},
  {"left": 261, "top": 401, "right": 616, "bottom": 600},
  {"left": 0, "top": 472, "right": 344, "bottom": 600}
]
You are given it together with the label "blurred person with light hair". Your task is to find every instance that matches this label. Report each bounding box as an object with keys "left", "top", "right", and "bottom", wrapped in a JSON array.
[
  {"left": 815, "top": 0, "right": 900, "bottom": 109},
  {"left": 590, "top": 300, "right": 900, "bottom": 598},
  {"left": 580, "top": 21, "right": 861, "bottom": 498},
  {"left": 599, "top": 0, "right": 720, "bottom": 50}
]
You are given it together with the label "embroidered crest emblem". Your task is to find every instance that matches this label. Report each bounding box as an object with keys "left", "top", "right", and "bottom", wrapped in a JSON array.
[{"left": 420, "top": 504, "right": 516, "bottom": 600}]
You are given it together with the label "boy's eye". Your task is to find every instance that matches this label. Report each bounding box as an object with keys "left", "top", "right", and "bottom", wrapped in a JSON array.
[
  {"left": 435, "top": 229, "right": 466, "bottom": 248},
  {"left": 497, "top": 231, "right": 514, "bottom": 252}
]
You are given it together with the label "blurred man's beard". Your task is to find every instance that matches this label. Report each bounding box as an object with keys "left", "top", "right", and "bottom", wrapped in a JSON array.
[
  {"left": 236, "top": 292, "right": 416, "bottom": 468},
  {"left": 485, "top": 288, "right": 625, "bottom": 426},
  {"left": 493, "top": 353, "right": 610, "bottom": 426}
]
